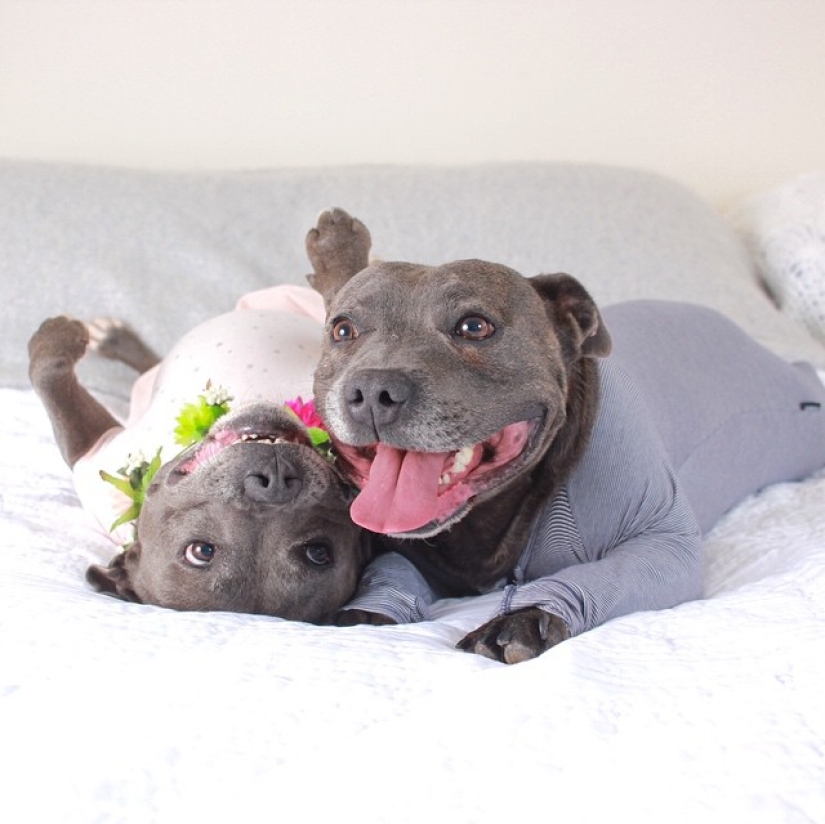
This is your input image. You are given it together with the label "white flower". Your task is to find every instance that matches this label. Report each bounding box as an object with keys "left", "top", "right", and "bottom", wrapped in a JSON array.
[
  {"left": 202, "top": 381, "right": 232, "bottom": 407},
  {"left": 123, "top": 450, "right": 148, "bottom": 474}
]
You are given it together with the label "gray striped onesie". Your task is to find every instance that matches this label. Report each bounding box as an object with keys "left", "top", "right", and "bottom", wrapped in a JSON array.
[{"left": 343, "top": 302, "right": 825, "bottom": 636}]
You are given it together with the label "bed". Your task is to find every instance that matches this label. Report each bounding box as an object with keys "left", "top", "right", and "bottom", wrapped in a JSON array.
[{"left": 2, "top": 160, "right": 824, "bottom": 823}]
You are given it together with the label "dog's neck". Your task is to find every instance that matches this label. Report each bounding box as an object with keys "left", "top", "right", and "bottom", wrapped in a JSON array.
[{"left": 381, "top": 357, "right": 602, "bottom": 596}]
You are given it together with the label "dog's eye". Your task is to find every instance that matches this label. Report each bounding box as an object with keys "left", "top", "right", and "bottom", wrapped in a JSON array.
[
  {"left": 184, "top": 541, "right": 216, "bottom": 567},
  {"left": 303, "top": 542, "right": 332, "bottom": 566},
  {"left": 330, "top": 317, "right": 359, "bottom": 343},
  {"left": 455, "top": 314, "right": 496, "bottom": 341}
]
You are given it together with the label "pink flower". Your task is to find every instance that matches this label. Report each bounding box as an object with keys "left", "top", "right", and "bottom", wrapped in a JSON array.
[{"left": 284, "top": 396, "right": 327, "bottom": 431}]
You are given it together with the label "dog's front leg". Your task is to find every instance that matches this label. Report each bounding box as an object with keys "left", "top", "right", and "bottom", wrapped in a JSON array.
[
  {"left": 28, "top": 316, "right": 121, "bottom": 467},
  {"left": 456, "top": 608, "right": 570, "bottom": 664},
  {"left": 305, "top": 207, "right": 372, "bottom": 306}
]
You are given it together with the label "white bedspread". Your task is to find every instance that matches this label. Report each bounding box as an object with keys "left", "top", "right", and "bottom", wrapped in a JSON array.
[{"left": 3, "top": 386, "right": 824, "bottom": 823}]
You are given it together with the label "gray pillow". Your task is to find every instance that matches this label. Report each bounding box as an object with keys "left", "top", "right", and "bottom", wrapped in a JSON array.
[{"left": 3, "top": 159, "right": 823, "bottom": 397}]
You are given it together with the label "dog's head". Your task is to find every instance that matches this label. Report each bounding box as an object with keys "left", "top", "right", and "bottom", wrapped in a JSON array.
[
  {"left": 86, "top": 404, "right": 368, "bottom": 623},
  {"left": 311, "top": 255, "right": 611, "bottom": 538}
]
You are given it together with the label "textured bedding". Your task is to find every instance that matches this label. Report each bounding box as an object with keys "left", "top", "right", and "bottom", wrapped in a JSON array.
[
  {"left": 4, "top": 386, "right": 825, "bottom": 822},
  {"left": 2, "top": 161, "right": 824, "bottom": 822}
]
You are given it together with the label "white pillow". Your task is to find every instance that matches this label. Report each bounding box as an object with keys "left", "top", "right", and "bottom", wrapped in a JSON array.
[{"left": 729, "top": 172, "right": 825, "bottom": 346}]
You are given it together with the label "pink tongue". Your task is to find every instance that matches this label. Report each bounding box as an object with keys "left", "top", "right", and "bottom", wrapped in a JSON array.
[{"left": 350, "top": 443, "right": 449, "bottom": 533}]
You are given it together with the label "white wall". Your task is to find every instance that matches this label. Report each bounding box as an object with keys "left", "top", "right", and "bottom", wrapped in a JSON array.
[{"left": 1, "top": 0, "right": 823, "bottom": 206}]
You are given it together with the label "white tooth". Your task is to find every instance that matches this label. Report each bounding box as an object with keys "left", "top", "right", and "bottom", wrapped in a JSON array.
[
  {"left": 440, "top": 473, "right": 451, "bottom": 485},
  {"left": 240, "top": 434, "right": 282, "bottom": 445},
  {"left": 452, "top": 446, "right": 474, "bottom": 473}
]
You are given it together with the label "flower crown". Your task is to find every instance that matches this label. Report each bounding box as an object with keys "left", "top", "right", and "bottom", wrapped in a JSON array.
[{"left": 100, "top": 383, "right": 331, "bottom": 534}]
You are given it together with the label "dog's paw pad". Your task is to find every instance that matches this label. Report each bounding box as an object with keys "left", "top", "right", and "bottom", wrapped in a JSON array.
[
  {"left": 306, "top": 207, "right": 372, "bottom": 280},
  {"left": 86, "top": 317, "right": 128, "bottom": 351}
]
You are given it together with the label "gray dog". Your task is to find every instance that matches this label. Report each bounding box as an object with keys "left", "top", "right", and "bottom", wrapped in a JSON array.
[
  {"left": 307, "top": 208, "right": 825, "bottom": 663},
  {"left": 29, "top": 292, "right": 368, "bottom": 623}
]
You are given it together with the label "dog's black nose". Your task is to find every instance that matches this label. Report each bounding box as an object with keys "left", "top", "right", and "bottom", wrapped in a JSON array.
[
  {"left": 243, "top": 454, "right": 303, "bottom": 503},
  {"left": 345, "top": 369, "right": 413, "bottom": 430}
]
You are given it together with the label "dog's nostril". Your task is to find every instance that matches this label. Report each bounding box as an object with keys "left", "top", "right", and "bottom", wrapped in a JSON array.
[
  {"left": 243, "top": 462, "right": 303, "bottom": 503},
  {"left": 344, "top": 370, "right": 414, "bottom": 429},
  {"left": 244, "top": 473, "right": 271, "bottom": 497}
]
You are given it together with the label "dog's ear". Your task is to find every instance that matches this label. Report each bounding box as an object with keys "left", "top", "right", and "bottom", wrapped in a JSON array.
[
  {"left": 530, "top": 273, "right": 612, "bottom": 358},
  {"left": 85, "top": 544, "right": 143, "bottom": 603},
  {"left": 305, "top": 208, "right": 372, "bottom": 309}
]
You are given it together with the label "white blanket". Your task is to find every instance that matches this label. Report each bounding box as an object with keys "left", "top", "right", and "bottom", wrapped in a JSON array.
[{"left": 2, "top": 385, "right": 824, "bottom": 823}]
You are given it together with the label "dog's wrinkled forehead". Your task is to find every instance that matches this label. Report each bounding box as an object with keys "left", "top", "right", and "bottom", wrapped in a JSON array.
[{"left": 331, "top": 259, "right": 542, "bottom": 324}]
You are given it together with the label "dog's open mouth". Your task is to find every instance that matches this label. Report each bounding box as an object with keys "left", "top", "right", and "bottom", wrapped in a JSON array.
[
  {"left": 332, "top": 419, "right": 538, "bottom": 534},
  {"left": 176, "top": 429, "right": 309, "bottom": 475},
  {"left": 175, "top": 408, "right": 312, "bottom": 476}
]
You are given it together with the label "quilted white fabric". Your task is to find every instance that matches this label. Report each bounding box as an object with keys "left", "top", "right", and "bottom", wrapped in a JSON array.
[
  {"left": 3, "top": 386, "right": 825, "bottom": 824},
  {"left": 730, "top": 171, "right": 825, "bottom": 346}
]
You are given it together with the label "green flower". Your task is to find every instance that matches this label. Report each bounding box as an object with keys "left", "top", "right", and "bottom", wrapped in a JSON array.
[
  {"left": 307, "top": 426, "right": 333, "bottom": 460},
  {"left": 100, "top": 448, "right": 163, "bottom": 531},
  {"left": 173, "top": 381, "right": 233, "bottom": 448},
  {"left": 99, "top": 382, "right": 233, "bottom": 535}
]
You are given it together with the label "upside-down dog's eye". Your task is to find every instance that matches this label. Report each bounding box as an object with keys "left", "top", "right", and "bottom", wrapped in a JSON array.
[
  {"left": 454, "top": 314, "right": 496, "bottom": 341},
  {"left": 304, "top": 542, "right": 332, "bottom": 566},
  {"left": 184, "top": 541, "right": 216, "bottom": 567},
  {"left": 331, "top": 317, "right": 359, "bottom": 343}
]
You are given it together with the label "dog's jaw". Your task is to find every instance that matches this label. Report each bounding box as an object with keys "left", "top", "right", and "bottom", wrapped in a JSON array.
[{"left": 330, "top": 415, "right": 548, "bottom": 536}]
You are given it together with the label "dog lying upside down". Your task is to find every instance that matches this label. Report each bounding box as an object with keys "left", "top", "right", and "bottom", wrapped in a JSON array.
[
  {"left": 306, "top": 208, "right": 825, "bottom": 663},
  {"left": 29, "top": 285, "right": 368, "bottom": 623}
]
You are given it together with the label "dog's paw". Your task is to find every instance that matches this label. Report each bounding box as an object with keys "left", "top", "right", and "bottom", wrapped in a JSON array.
[
  {"left": 28, "top": 316, "right": 90, "bottom": 383},
  {"left": 87, "top": 318, "right": 159, "bottom": 373},
  {"left": 456, "top": 607, "right": 569, "bottom": 664},
  {"left": 306, "top": 207, "right": 372, "bottom": 296},
  {"left": 86, "top": 317, "right": 129, "bottom": 353},
  {"left": 334, "top": 608, "right": 398, "bottom": 627}
]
